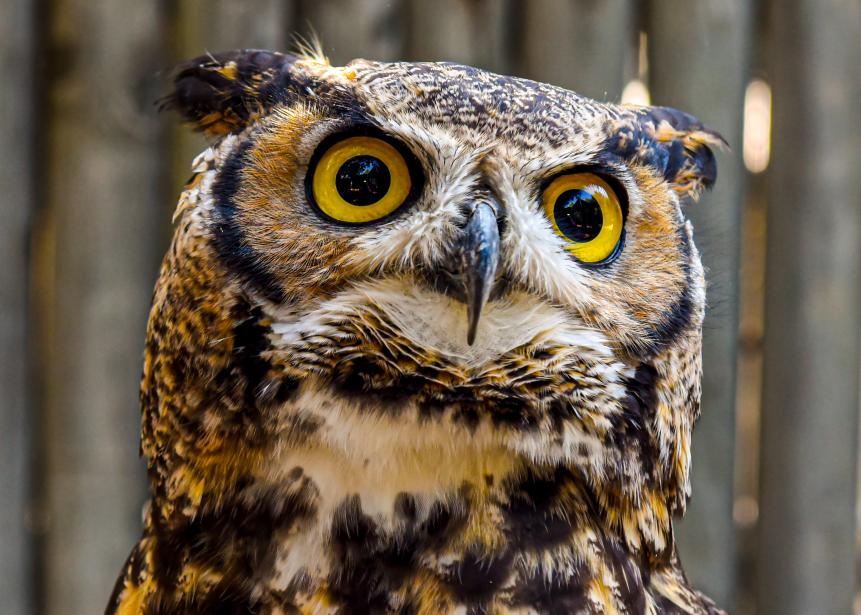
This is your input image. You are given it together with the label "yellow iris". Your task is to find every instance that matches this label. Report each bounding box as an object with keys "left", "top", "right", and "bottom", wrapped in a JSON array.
[
  {"left": 311, "top": 135, "right": 412, "bottom": 224},
  {"left": 542, "top": 172, "right": 625, "bottom": 263}
]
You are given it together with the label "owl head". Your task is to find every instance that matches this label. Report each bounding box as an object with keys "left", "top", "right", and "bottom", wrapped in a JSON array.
[{"left": 158, "top": 49, "right": 722, "bottom": 519}]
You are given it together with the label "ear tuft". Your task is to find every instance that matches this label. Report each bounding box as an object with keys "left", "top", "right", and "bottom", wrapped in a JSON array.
[
  {"left": 159, "top": 49, "right": 298, "bottom": 138},
  {"left": 610, "top": 106, "right": 726, "bottom": 200}
]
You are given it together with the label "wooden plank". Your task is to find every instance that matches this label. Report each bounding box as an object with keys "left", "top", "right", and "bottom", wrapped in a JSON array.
[
  {"left": 0, "top": 0, "right": 36, "bottom": 613},
  {"left": 299, "top": 0, "right": 406, "bottom": 66},
  {"left": 406, "top": 0, "right": 512, "bottom": 72},
  {"left": 756, "top": 0, "right": 861, "bottom": 613},
  {"left": 733, "top": 171, "right": 767, "bottom": 615},
  {"left": 183, "top": 0, "right": 293, "bottom": 51},
  {"left": 38, "top": 2, "right": 165, "bottom": 613},
  {"left": 647, "top": 1, "right": 752, "bottom": 609},
  {"left": 517, "top": 0, "right": 633, "bottom": 101}
]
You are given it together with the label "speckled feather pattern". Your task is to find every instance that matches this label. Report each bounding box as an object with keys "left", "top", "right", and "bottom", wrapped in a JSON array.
[{"left": 107, "top": 50, "right": 724, "bottom": 615}]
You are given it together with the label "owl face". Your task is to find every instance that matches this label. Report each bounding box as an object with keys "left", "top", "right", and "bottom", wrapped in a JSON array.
[{"left": 166, "top": 51, "right": 720, "bottom": 467}]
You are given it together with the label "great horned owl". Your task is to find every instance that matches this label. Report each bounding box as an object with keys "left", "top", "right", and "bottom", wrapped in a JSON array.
[{"left": 107, "top": 49, "right": 724, "bottom": 614}]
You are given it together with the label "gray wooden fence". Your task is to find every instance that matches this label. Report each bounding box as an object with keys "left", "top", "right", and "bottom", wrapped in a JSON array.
[
  {"left": 1, "top": 1, "right": 859, "bottom": 614},
  {"left": 757, "top": 2, "right": 861, "bottom": 614}
]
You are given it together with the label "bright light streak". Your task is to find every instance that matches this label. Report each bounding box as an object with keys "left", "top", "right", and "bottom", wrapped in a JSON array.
[
  {"left": 621, "top": 79, "right": 651, "bottom": 106},
  {"left": 743, "top": 79, "right": 772, "bottom": 173}
]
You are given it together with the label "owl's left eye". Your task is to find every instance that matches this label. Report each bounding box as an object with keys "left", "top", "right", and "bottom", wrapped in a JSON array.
[
  {"left": 542, "top": 172, "right": 626, "bottom": 264},
  {"left": 310, "top": 135, "right": 414, "bottom": 224}
]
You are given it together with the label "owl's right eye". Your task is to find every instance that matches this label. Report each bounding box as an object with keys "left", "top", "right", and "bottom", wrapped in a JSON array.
[
  {"left": 542, "top": 172, "right": 626, "bottom": 264},
  {"left": 309, "top": 135, "right": 414, "bottom": 224}
]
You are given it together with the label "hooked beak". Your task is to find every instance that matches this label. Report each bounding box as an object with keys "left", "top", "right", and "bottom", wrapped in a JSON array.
[{"left": 459, "top": 200, "right": 501, "bottom": 345}]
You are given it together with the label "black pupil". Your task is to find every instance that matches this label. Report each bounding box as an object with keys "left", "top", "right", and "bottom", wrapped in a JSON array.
[
  {"left": 335, "top": 155, "right": 391, "bottom": 206},
  {"left": 554, "top": 189, "right": 603, "bottom": 242}
]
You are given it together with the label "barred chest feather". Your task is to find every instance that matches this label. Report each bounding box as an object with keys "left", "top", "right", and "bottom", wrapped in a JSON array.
[
  {"left": 256, "top": 293, "right": 712, "bottom": 614},
  {"left": 107, "top": 240, "right": 717, "bottom": 614}
]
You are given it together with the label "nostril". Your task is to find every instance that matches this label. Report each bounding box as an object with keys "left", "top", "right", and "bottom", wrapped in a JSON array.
[
  {"left": 458, "top": 187, "right": 506, "bottom": 236},
  {"left": 456, "top": 202, "right": 478, "bottom": 228}
]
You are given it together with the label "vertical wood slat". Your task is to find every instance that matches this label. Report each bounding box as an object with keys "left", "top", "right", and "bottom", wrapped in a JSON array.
[
  {"left": 195, "top": 0, "right": 293, "bottom": 52},
  {"left": 517, "top": 0, "right": 633, "bottom": 102},
  {"left": 647, "top": 1, "right": 751, "bottom": 609},
  {"left": 39, "top": 2, "right": 166, "bottom": 613},
  {"left": 757, "top": 0, "right": 861, "bottom": 613},
  {"left": 300, "top": 0, "right": 406, "bottom": 66},
  {"left": 406, "top": 0, "right": 512, "bottom": 72},
  {"left": 0, "top": 0, "right": 36, "bottom": 614}
]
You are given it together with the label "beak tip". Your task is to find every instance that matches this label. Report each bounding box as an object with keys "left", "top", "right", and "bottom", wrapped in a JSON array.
[{"left": 466, "top": 307, "right": 480, "bottom": 345}]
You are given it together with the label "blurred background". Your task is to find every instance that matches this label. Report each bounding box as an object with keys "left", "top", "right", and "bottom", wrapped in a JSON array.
[{"left": 1, "top": 1, "right": 860, "bottom": 614}]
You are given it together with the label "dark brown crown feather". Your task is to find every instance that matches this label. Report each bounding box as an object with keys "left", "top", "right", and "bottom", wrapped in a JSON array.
[
  {"left": 159, "top": 49, "right": 298, "bottom": 137},
  {"left": 610, "top": 106, "right": 726, "bottom": 199}
]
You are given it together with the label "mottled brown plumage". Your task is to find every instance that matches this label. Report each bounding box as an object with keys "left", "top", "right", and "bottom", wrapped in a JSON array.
[{"left": 107, "top": 49, "right": 724, "bottom": 614}]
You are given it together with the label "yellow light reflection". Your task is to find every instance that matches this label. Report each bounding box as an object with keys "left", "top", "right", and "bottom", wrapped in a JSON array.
[
  {"left": 621, "top": 79, "right": 651, "bottom": 106},
  {"left": 743, "top": 79, "right": 772, "bottom": 173}
]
